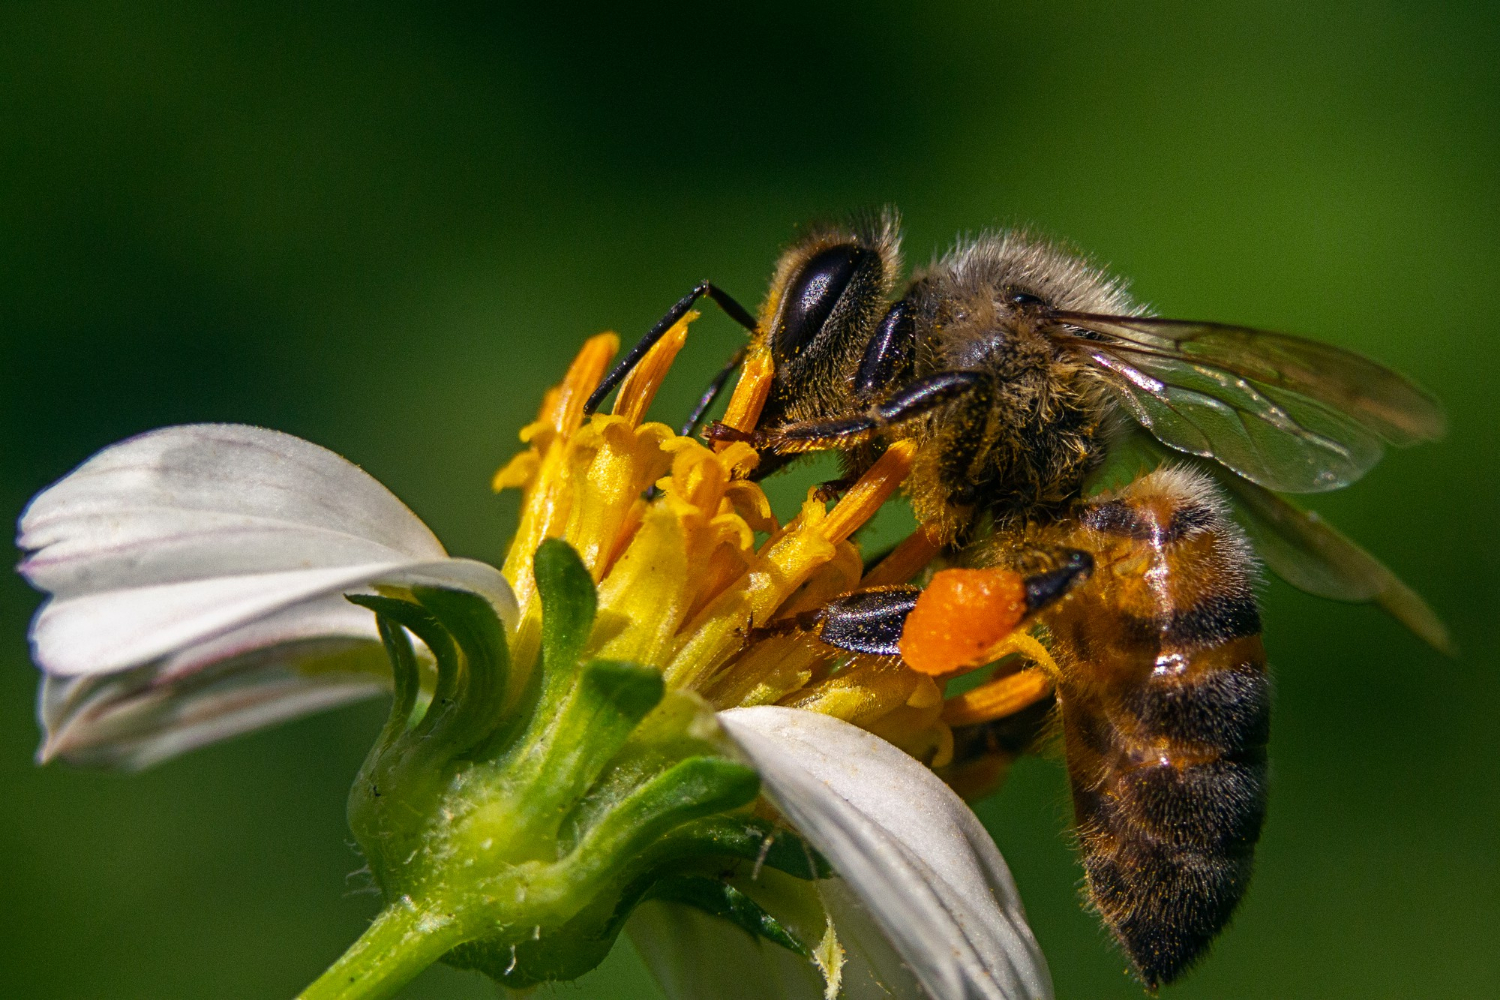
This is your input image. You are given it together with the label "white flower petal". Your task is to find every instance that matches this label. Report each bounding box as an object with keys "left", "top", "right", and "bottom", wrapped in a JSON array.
[
  {"left": 36, "top": 596, "right": 393, "bottom": 769},
  {"left": 815, "top": 879, "right": 930, "bottom": 999},
  {"left": 719, "top": 706, "right": 1053, "bottom": 1000},
  {"left": 29, "top": 556, "right": 511, "bottom": 677},
  {"left": 17, "top": 423, "right": 516, "bottom": 766},
  {"left": 19, "top": 423, "right": 445, "bottom": 586}
]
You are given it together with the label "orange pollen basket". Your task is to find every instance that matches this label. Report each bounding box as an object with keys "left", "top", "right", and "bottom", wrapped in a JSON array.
[{"left": 898, "top": 568, "right": 1030, "bottom": 676}]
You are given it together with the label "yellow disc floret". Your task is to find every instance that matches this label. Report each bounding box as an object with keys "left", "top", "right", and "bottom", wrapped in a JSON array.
[{"left": 492, "top": 320, "right": 956, "bottom": 766}]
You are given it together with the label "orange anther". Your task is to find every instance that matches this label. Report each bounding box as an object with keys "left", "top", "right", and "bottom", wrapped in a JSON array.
[
  {"left": 898, "top": 567, "right": 1028, "bottom": 676},
  {"left": 942, "top": 666, "right": 1054, "bottom": 727}
]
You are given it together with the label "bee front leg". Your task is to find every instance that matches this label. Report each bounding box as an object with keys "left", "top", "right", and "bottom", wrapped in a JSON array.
[
  {"left": 706, "top": 370, "right": 986, "bottom": 455},
  {"left": 678, "top": 346, "right": 747, "bottom": 437},
  {"left": 584, "top": 281, "right": 758, "bottom": 415},
  {"left": 852, "top": 298, "right": 917, "bottom": 404}
]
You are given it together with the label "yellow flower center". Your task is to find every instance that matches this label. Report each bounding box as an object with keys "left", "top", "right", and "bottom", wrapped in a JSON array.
[{"left": 491, "top": 318, "right": 957, "bottom": 766}]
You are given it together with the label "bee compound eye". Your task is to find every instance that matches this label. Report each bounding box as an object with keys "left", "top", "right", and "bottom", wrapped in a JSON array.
[{"left": 775, "top": 244, "right": 876, "bottom": 361}]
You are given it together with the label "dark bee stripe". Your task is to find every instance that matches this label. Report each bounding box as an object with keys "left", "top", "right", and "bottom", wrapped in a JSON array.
[
  {"left": 1114, "top": 754, "right": 1268, "bottom": 853},
  {"left": 1081, "top": 498, "right": 1219, "bottom": 545},
  {"left": 1124, "top": 661, "right": 1271, "bottom": 753},
  {"left": 1168, "top": 502, "right": 1216, "bottom": 538},
  {"left": 1082, "top": 840, "right": 1253, "bottom": 991},
  {"left": 1079, "top": 499, "right": 1143, "bottom": 537},
  {"left": 1163, "top": 592, "right": 1262, "bottom": 647},
  {"left": 1111, "top": 595, "right": 1262, "bottom": 650}
]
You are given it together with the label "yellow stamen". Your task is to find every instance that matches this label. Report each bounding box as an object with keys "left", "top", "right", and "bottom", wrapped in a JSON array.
[
  {"left": 820, "top": 440, "right": 917, "bottom": 544},
  {"left": 859, "top": 522, "right": 944, "bottom": 588},
  {"left": 495, "top": 334, "right": 967, "bottom": 785},
  {"left": 594, "top": 439, "right": 756, "bottom": 667},
  {"left": 547, "top": 332, "right": 619, "bottom": 435},
  {"left": 561, "top": 419, "right": 675, "bottom": 578},
  {"left": 660, "top": 493, "right": 841, "bottom": 691},
  {"left": 715, "top": 349, "right": 773, "bottom": 446},
  {"left": 495, "top": 333, "right": 620, "bottom": 671},
  {"left": 942, "top": 662, "right": 1056, "bottom": 728},
  {"left": 780, "top": 655, "right": 927, "bottom": 728},
  {"left": 702, "top": 544, "right": 865, "bottom": 708},
  {"left": 667, "top": 441, "right": 917, "bottom": 692},
  {"left": 612, "top": 313, "right": 696, "bottom": 425}
]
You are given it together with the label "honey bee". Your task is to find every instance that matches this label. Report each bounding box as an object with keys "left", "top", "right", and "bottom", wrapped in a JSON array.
[{"left": 585, "top": 210, "right": 1448, "bottom": 988}]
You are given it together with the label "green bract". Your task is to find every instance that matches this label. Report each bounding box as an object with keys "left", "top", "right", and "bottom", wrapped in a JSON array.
[{"left": 302, "top": 539, "right": 824, "bottom": 1000}]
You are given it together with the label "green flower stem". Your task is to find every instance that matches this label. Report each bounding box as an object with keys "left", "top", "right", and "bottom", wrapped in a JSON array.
[{"left": 298, "top": 898, "right": 470, "bottom": 1000}]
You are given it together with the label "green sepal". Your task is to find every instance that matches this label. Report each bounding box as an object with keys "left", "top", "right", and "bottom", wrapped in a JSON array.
[
  {"left": 571, "top": 756, "right": 761, "bottom": 872},
  {"left": 444, "top": 818, "right": 832, "bottom": 990},
  {"left": 347, "top": 602, "right": 423, "bottom": 738},
  {"left": 507, "top": 659, "right": 665, "bottom": 837},
  {"left": 346, "top": 587, "right": 513, "bottom": 759},
  {"left": 445, "top": 756, "right": 765, "bottom": 988},
  {"left": 345, "top": 594, "right": 446, "bottom": 730},
  {"left": 410, "top": 585, "right": 511, "bottom": 753},
  {"left": 647, "top": 875, "right": 810, "bottom": 957},
  {"left": 477, "top": 538, "right": 602, "bottom": 760},
  {"left": 536, "top": 538, "right": 597, "bottom": 692}
]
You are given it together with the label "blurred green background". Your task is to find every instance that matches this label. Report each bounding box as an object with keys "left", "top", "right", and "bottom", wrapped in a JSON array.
[{"left": 2, "top": 2, "right": 1496, "bottom": 997}]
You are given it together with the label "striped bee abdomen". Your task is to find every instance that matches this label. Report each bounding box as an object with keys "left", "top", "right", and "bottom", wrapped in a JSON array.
[{"left": 1040, "top": 467, "right": 1270, "bottom": 989}]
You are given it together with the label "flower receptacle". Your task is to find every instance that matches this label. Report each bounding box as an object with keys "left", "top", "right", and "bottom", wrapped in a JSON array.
[{"left": 306, "top": 539, "right": 812, "bottom": 999}]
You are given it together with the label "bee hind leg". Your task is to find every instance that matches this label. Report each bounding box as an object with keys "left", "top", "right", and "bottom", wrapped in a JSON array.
[
  {"left": 742, "top": 586, "right": 920, "bottom": 654},
  {"left": 806, "top": 550, "right": 1092, "bottom": 663},
  {"left": 898, "top": 551, "right": 1093, "bottom": 676},
  {"left": 813, "top": 586, "right": 923, "bottom": 656}
]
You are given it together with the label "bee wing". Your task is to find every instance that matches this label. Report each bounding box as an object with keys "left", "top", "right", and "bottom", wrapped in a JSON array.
[
  {"left": 1083, "top": 431, "right": 1452, "bottom": 654},
  {"left": 1052, "top": 312, "right": 1446, "bottom": 493},
  {"left": 1212, "top": 467, "right": 1454, "bottom": 656}
]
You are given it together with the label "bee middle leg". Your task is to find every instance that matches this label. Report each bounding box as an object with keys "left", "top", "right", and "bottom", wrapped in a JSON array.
[{"left": 706, "top": 370, "right": 986, "bottom": 454}]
